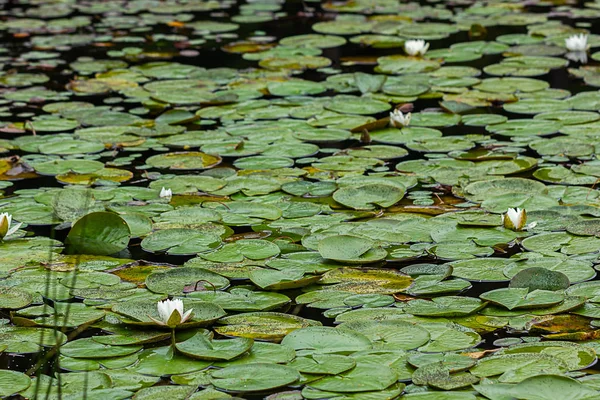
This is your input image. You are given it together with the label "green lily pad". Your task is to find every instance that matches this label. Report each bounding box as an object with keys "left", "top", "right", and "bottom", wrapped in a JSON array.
[
  {"left": 474, "top": 375, "right": 599, "bottom": 400},
  {"left": 403, "top": 296, "right": 486, "bottom": 317},
  {"left": 480, "top": 288, "right": 565, "bottom": 310},
  {"left": 503, "top": 257, "right": 594, "bottom": 284},
  {"left": 201, "top": 239, "right": 280, "bottom": 263},
  {"left": 339, "top": 320, "right": 430, "bottom": 350},
  {"left": 145, "top": 267, "right": 229, "bottom": 295},
  {"left": 509, "top": 267, "right": 570, "bottom": 291},
  {"left": 65, "top": 212, "right": 131, "bottom": 256},
  {"left": 412, "top": 362, "right": 479, "bottom": 390},
  {"left": 288, "top": 354, "right": 355, "bottom": 375},
  {"left": 324, "top": 95, "right": 391, "bottom": 115},
  {"left": 0, "top": 370, "right": 30, "bottom": 397},
  {"left": 307, "top": 362, "right": 398, "bottom": 393},
  {"left": 60, "top": 338, "right": 142, "bottom": 359},
  {"left": 141, "top": 229, "right": 222, "bottom": 255},
  {"left": 470, "top": 353, "right": 568, "bottom": 381},
  {"left": 211, "top": 363, "right": 300, "bottom": 392},
  {"left": 319, "top": 267, "right": 413, "bottom": 293},
  {"left": 317, "top": 235, "right": 386, "bottom": 263},
  {"left": 281, "top": 326, "right": 371, "bottom": 355},
  {"left": 176, "top": 332, "right": 253, "bottom": 361},
  {"left": 146, "top": 152, "right": 222, "bottom": 170},
  {"left": 188, "top": 288, "right": 290, "bottom": 312},
  {"left": 449, "top": 258, "right": 512, "bottom": 282},
  {"left": 333, "top": 184, "right": 405, "bottom": 210},
  {"left": 486, "top": 119, "right": 562, "bottom": 137},
  {"left": 0, "top": 287, "right": 32, "bottom": 309},
  {"left": 33, "top": 159, "right": 104, "bottom": 176},
  {"left": 133, "top": 346, "right": 212, "bottom": 376}
]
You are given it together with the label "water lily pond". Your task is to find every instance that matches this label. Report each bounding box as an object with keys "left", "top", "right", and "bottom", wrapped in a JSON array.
[{"left": 4, "top": 0, "right": 600, "bottom": 399}]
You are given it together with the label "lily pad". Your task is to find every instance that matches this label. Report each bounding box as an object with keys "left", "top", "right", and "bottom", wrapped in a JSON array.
[
  {"left": 211, "top": 363, "right": 300, "bottom": 392},
  {"left": 145, "top": 267, "right": 229, "bottom": 295},
  {"left": 65, "top": 212, "right": 131, "bottom": 256},
  {"left": 176, "top": 332, "right": 253, "bottom": 361},
  {"left": 333, "top": 184, "right": 405, "bottom": 210},
  {"left": 480, "top": 288, "right": 565, "bottom": 310}
]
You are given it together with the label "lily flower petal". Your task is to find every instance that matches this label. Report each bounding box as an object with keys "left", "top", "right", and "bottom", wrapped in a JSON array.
[
  {"left": 159, "top": 187, "right": 172, "bottom": 200},
  {"left": 0, "top": 213, "right": 21, "bottom": 240},
  {"left": 404, "top": 39, "right": 429, "bottom": 56},
  {"left": 565, "top": 34, "right": 588, "bottom": 52},
  {"left": 153, "top": 299, "right": 192, "bottom": 327},
  {"left": 502, "top": 208, "right": 527, "bottom": 231},
  {"left": 389, "top": 109, "right": 411, "bottom": 128}
]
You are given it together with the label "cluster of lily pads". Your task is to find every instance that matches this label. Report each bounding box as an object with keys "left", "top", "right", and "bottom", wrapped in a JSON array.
[{"left": 3, "top": 0, "right": 600, "bottom": 399}]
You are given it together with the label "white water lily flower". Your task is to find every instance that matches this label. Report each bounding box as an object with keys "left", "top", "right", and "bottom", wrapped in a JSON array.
[
  {"left": 150, "top": 299, "right": 193, "bottom": 327},
  {"left": 502, "top": 208, "right": 527, "bottom": 231},
  {"left": 0, "top": 213, "right": 22, "bottom": 240},
  {"left": 565, "top": 34, "right": 588, "bottom": 52},
  {"left": 389, "top": 109, "right": 411, "bottom": 128},
  {"left": 404, "top": 39, "right": 429, "bottom": 56},
  {"left": 159, "top": 187, "right": 172, "bottom": 200}
]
